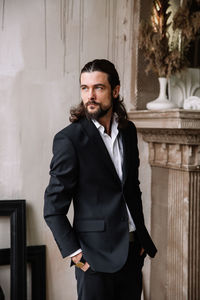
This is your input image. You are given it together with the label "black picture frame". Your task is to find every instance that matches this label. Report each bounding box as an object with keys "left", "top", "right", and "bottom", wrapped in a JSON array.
[
  {"left": 0, "top": 286, "right": 5, "bottom": 300},
  {"left": 0, "top": 200, "right": 26, "bottom": 300},
  {"left": 0, "top": 246, "right": 46, "bottom": 300}
]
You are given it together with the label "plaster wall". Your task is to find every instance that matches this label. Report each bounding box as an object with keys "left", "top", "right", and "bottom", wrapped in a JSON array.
[{"left": 0, "top": 1, "right": 152, "bottom": 299}]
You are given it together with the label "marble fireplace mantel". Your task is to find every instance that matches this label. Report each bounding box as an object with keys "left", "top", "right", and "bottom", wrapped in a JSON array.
[{"left": 129, "top": 109, "right": 200, "bottom": 300}]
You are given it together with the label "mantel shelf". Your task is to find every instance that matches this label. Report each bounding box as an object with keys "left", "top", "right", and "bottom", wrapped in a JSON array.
[{"left": 128, "top": 109, "right": 200, "bottom": 130}]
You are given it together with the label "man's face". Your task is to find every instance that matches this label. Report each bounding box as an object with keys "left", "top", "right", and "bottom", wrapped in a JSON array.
[{"left": 80, "top": 71, "right": 119, "bottom": 120}]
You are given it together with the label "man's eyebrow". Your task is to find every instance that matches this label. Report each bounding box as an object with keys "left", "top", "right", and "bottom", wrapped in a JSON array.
[
  {"left": 80, "top": 83, "right": 106, "bottom": 87},
  {"left": 94, "top": 83, "right": 106, "bottom": 87}
]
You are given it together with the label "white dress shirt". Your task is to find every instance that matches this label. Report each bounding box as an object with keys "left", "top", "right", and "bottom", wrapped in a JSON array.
[
  {"left": 70, "top": 116, "right": 136, "bottom": 258},
  {"left": 92, "top": 116, "right": 136, "bottom": 232}
]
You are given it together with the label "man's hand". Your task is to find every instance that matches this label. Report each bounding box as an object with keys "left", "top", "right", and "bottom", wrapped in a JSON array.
[
  {"left": 72, "top": 252, "right": 83, "bottom": 264},
  {"left": 80, "top": 261, "right": 90, "bottom": 272},
  {"left": 140, "top": 248, "right": 145, "bottom": 256},
  {"left": 71, "top": 252, "right": 90, "bottom": 272}
]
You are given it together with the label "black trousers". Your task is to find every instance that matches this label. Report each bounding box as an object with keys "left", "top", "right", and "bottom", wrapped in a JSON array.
[{"left": 75, "top": 238, "right": 146, "bottom": 300}]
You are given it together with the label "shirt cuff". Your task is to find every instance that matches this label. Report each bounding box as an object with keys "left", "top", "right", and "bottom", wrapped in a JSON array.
[{"left": 69, "top": 248, "right": 82, "bottom": 258}]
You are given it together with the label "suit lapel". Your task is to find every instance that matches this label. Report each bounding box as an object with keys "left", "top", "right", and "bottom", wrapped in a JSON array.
[{"left": 80, "top": 117, "right": 122, "bottom": 186}]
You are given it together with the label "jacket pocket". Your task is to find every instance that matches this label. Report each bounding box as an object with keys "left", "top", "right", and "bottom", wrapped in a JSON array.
[{"left": 75, "top": 219, "right": 105, "bottom": 232}]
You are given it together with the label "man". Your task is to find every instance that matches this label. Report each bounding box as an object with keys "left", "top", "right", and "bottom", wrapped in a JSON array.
[{"left": 44, "top": 59, "right": 157, "bottom": 300}]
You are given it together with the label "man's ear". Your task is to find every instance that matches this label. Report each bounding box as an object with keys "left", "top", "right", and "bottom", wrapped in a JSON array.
[{"left": 112, "top": 85, "right": 120, "bottom": 98}]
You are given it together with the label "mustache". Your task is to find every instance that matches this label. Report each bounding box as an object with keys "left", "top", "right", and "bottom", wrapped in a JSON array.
[{"left": 85, "top": 100, "right": 100, "bottom": 107}]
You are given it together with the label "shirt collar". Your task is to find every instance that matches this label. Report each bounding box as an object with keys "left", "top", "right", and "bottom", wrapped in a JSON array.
[{"left": 92, "top": 114, "right": 119, "bottom": 138}]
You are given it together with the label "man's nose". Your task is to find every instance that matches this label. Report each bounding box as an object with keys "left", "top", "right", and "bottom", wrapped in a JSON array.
[{"left": 88, "top": 88, "right": 95, "bottom": 100}]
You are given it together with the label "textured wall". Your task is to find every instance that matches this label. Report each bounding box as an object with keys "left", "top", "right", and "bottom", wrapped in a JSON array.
[{"left": 0, "top": 0, "right": 140, "bottom": 299}]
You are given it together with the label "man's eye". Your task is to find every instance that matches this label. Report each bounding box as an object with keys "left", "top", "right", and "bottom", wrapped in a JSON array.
[
  {"left": 81, "top": 87, "right": 87, "bottom": 91},
  {"left": 96, "top": 86, "right": 103, "bottom": 90}
]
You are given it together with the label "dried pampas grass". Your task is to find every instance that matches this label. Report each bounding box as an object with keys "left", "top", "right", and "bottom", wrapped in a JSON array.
[{"left": 139, "top": 0, "right": 200, "bottom": 78}]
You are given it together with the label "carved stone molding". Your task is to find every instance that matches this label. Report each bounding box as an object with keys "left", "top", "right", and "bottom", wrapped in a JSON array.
[
  {"left": 129, "top": 110, "right": 200, "bottom": 170},
  {"left": 140, "top": 129, "right": 200, "bottom": 145},
  {"left": 148, "top": 143, "right": 200, "bottom": 171}
]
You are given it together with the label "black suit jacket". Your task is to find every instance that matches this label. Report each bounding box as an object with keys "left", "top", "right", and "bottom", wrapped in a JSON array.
[{"left": 44, "top": 117, "right": 157, "bottom": 273}]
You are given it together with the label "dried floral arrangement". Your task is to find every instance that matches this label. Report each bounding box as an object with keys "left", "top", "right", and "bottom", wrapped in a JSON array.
[{"left": 139, "top": 0, "right": 200, "bottom": 78}]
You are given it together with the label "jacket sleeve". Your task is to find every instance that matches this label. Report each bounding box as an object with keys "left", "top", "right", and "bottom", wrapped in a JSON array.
[
  {"left": 44, "top": 131, "right": 80, "bottom": 258},
  {"left": 130, "top": 122, "right": 145, "bottom": 223},
  {"left": 129, "top": 122, "right": 157, "bottom": 257}
]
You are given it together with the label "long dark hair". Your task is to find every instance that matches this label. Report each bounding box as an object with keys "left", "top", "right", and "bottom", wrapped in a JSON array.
[{"left": 69, "top": 59, "right": 129, "bottom": 128}]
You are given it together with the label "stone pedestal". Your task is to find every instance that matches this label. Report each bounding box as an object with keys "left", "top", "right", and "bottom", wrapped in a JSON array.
[{"left": 129, "top": 109, "right": 200, "bottom": 300}]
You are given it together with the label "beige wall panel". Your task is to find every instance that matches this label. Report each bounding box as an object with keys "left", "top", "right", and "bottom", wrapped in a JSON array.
[{"left": 0, "top": 0, "right": 141, "bottom": 299}]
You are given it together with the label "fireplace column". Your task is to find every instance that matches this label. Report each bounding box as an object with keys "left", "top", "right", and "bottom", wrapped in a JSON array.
[{"left": 129, "top": 110, "right": 200, "bottom": 299}]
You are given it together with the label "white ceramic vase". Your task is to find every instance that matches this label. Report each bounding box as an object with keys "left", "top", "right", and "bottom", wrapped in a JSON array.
[{"left": 146, "top": 77, "right": 177, "bottom": 110}]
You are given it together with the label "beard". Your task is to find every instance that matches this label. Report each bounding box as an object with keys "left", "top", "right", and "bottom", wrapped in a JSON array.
[{"left": 84, "top": 100, "right": 112, "bottom": 120}]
